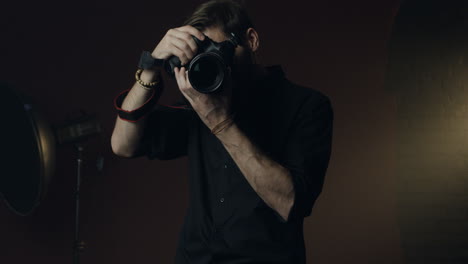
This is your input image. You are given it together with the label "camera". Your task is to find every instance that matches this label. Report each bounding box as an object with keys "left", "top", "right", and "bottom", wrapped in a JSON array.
[{"left": 165, "top": 32, "right": 239, "bottom": 94}]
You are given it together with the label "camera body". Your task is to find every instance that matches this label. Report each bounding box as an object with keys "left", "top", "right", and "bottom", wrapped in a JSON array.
[{"left": 165, "top": 33, "right": 239, "bottom": 94}]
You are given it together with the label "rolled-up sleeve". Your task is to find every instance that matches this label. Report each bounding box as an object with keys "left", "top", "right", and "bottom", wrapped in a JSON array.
[
  {"left": 140, "top": 104, "right": 194, "bottom": 160},
  {"left": 279, "top": 96, "right": 334, "bottom": 222}
]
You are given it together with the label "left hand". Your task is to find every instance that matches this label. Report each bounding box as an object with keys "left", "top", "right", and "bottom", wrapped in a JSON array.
[{"left": 174, "top": 66, "right": 233, "bottom": 129}]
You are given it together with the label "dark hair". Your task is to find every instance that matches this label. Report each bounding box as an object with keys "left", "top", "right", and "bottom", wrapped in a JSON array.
[{"left": 183, "top": 0, "right": 254, "bottom": 45}]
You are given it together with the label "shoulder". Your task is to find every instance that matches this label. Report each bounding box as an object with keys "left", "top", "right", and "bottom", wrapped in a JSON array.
[
  {"left": 281, "top": 79, "right": 333, "bottom": 119},
  {"left": 287, "top": 80, "right": 330, "bottom": 105},
  {"left": 266, "top": 65, "right": 332, "bottom": 113}
]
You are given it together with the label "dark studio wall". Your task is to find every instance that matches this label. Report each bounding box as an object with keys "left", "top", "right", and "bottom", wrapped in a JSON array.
[
  {"left": 0, "top": 0, "right": 403, "bottom": 264},
  {"left": 386, "top": 0, "right": 468, "bottom": 263}
]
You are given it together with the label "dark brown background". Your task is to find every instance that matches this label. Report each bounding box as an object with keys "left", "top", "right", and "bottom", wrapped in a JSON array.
[{"left": 0, "top": 0, "right": 403, "bottom": 263}]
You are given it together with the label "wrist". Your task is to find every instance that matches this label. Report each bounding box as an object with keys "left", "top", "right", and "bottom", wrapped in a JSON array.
[
  {"left": 201, "top": 111, "right": 229, "bottom": 130},
  {"left": 114, "top": 88, "right": 158, "bottom": 123},
  {"left": 214, "top": 120, "right": 239, "bottom": 143},
  {"left": 135, "top": 68, "right": 162, "bottom": 91},
  {"left": 210, "top": 113, "right": 236, "bottom": 135},
  {"left": 140, "top": 68, "right": 161, "bottom": 83}
]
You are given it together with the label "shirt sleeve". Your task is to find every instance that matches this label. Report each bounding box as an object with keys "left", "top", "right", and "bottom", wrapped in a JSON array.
[
  {"left": 139, "top": 104, "right": 194, "bottom": 160},
  {"left": 277, "top": 96, "right": 334, "bottom": 223}
]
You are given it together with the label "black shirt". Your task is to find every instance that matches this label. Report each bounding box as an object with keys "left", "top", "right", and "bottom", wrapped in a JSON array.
[{"left": 140, "top": 66, "right": 333, "bottom": 264}]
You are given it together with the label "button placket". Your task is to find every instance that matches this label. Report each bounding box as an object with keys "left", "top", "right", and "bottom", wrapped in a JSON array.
[
  {"left": 219, "top": 161, "right": 228, "bottom": 204},
  {"left": 213, "top": 154, "right": 232, "bottom": 227}
]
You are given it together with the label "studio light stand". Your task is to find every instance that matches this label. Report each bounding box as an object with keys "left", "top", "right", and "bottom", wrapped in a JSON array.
[
  {"left": 73, "top": 144, "right": 85, "bottom": 264},
  {"left": 54, "top": 112, "right": 101, "bottom": 264}
]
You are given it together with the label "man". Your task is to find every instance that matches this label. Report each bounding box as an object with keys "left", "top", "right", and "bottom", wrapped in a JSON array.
[{"left": 111, "top": 0, "right": 333, "bottom": 263}]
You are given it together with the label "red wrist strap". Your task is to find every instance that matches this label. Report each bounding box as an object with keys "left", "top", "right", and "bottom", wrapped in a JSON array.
[{"left": 113, "top": 88, "right": 159, "bottom": 122}]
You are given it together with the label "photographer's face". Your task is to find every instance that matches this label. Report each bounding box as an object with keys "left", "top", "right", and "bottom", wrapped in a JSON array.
[
  {"left": 202, "top": 26, "right": 256, "bottom": 81},
  {"left": 201, "top": 26, "right": 261, "bottom": 109}
]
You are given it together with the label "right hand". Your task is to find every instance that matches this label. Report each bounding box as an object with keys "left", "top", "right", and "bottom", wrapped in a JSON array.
[{"left": 152, "top": 25, "right": 206, "bottom": 65}]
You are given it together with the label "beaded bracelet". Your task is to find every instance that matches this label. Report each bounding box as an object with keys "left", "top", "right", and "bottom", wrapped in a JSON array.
[{"left": 135, "top": 68, "right": 159, "bottom": 90}]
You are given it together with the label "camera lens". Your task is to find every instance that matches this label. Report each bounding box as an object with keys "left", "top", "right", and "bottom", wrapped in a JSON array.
[{"left": 188, "top": 53, "right": 225, "bottom": 94}]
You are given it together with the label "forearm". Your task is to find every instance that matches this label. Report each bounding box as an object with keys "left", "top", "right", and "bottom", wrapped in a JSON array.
[
  {"left": 111, "top": 69, "right": 159, "bottom": 157},
  {"left": 216, "top": 123, "right": 295, "bottom": 221}
]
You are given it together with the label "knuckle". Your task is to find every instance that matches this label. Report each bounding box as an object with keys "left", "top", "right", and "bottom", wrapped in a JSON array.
[
  {"left": 174, "top": 49, "right": 182, "bottom": 56},
  {"left": 187, "top": 51, "right": 194, "bottom": 59},
  {"left": 176, "top": 53, "right": 185, "bottom": 62},
  {"left": 165, "top": 34, "right": 173, "bottom": 42},
  {"left": 183, "top": 33, "right": 192, "bottom": 41},
  {"left": 188, "top": 39, "right": 196, "bottom": 47}
]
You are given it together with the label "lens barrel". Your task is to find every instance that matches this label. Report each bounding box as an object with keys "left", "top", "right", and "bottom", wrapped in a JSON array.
[
  {"left": 165, "top": 34, "right": 238, "bottom": 94},
  {"left": 188, "top": 52, "right": 226, "bottom": 94}
]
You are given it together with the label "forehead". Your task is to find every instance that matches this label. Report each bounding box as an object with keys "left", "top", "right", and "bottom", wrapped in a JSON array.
[{"left": 202, "top": 26, "right": 229, "bottom": 42}]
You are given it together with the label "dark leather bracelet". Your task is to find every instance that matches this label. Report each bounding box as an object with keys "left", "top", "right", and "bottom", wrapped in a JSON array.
[{"left": 113, "top": 87, "right": 160, "bottom": 122}]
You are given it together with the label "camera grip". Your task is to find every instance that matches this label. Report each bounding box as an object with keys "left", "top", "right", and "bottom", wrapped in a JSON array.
[{"left": 164, "top": 35, "right": 205, "bottom": 77}]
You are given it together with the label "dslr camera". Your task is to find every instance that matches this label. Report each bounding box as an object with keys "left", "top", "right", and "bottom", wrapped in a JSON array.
[{"left": 165, "top": 32, "right": 240, "bottom": 94}]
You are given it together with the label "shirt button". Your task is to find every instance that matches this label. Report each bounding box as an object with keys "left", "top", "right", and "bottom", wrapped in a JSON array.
[
  {"left": 223, "top": 164, "right": 228, "bottom": 169},
  {"left": 220, "top": 197, "right": 225, "bottom": 203}
]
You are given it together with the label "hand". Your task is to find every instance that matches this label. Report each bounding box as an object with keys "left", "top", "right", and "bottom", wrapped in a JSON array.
[
  {"left": 152, "top": 25, "right": 205, "bottom": 65},
  {"left": 174, "top": 66, "right": 233, "bottom": 129}
]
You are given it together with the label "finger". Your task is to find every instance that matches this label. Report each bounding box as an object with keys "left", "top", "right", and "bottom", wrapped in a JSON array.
[
  {"left": 177, "top": 25, "right": 205, "bottom": 41},
  {"left": 175, "top": 67, "right": 195, "bottom": 104},
  {"left": 176, "top": 67, "right": 190, "bottom": 89},
  {"left": 174, "top": 67, "right": 182, "bottom": 86},
  {"left": 184, "top": 68, "right": 195, "bottom": 90},
  {"left": 178, "top": 67, "right": 189, "bottom": 89},
  {"left": 185, "top": 70, "right": 194, "bottom": 89},
  {"left": 168, "top": 30, "right": 198, "bottom": 57},
  {"left": 168, "top": 43, "right": 190, "bottom": 65}
]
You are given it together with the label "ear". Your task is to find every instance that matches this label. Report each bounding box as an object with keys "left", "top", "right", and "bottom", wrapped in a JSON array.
[{"left": 245, "top": 27, "right": 260, "bottom": 52}]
